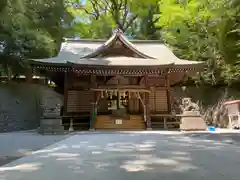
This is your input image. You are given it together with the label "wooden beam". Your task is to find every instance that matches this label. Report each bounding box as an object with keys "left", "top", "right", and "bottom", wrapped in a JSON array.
[
  {"left": 137, "top": 92, "right": 144, "bottom": 106},
  {"left": 137, "top": 91, "right": 148, "bottom": 126},
  {"left": 98, "top": 84, "right": 146, "bottom": 89},
  {"left": 91, "top": 88, "right": 151, "bottom": 93}
]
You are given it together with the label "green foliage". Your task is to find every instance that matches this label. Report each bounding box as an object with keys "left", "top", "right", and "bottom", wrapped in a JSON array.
[
  {"left": 218, "top": 0, "right": 240, "bottom": 64},
  {"left": 156, "top": 0, "right": 240, "bottom": 86},
  {"left": 0, "top": 0, "right": 73, "bottom": 75},
  {"left": 67, "top": 0, "right": 160, "bottom": 39},
  {"left": 68, "top": 13, "right": 114, "bottom": 39},
  {"left": 0, "top": 0, "right": 238, "bottom": 88}
]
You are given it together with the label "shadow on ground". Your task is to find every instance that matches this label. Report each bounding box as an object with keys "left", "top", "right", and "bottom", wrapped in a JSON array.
[
  {"left": 1, "top": 132, "right": 240, "bottom": 179},
  {"left": 184, "top": 132, "right": 240, "bottom": 144}
]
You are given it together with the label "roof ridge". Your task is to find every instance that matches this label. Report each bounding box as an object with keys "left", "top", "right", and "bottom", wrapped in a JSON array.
[{"left": 64, "top": 38, "right": 164, "bottom": 44}]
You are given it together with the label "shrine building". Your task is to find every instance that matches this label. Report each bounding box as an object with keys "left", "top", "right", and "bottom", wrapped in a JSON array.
[{"left": 31, "top": 29, "right": 203, "bottom": 131}]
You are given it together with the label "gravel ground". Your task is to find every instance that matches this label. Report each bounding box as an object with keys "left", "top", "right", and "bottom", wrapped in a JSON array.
[
  {"left": 0, "top": 131, "right": 70, "bottom": 166},
  {"left": 0, "top": 129, "right": 240, "bottom": 168},
  {"left": 1, "top": 132, "right": 240, "bottom": 180}
]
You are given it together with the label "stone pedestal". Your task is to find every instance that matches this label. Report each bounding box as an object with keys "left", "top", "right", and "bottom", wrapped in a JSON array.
[
  {"left": 180, "top": 111, "right": 207, "bottom": 131},
  {"left": 37, "top": 89, "right": 65, "bottom": 135},
  {"left": 38, "top": 105, "right": 64, "bottom": 135},
  {"left": 38, "top": 117, "right": 64, "bottom": 135}
]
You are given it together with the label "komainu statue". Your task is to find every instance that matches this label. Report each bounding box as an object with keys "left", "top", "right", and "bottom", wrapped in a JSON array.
[
  {"left": 179, "top": 97, "right": 206, "bottom": 131},
  {"left": 180, "top": 98, "right": 199, "bottom": 112}
]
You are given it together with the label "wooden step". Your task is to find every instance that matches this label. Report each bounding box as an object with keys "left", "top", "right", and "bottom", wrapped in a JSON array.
[{"left": 95, "top": 115, "right": 145, "bottom": 130}]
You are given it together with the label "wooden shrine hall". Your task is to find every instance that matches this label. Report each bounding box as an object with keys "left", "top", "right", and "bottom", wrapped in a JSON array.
[{"left": 31, "top": 29, "right": 203, "bottom": 131}]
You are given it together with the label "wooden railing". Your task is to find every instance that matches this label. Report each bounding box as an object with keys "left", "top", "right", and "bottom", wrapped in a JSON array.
[
  {"left": 62, "top": 114, "right": 90, "bottom": 131},
  {"left": 150, "top": 114, "right": 181, "bottom": 129}
]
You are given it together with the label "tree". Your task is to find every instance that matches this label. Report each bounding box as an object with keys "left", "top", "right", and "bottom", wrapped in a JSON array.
[
  {"left": 131, "top": 3, "right": 162, "bottom": 40},
  {"left": 155, "top": 0, "right": 240, "bottom": 86},
  {"left": 67, "top": 0, "right": 159, "bottom": 38},
  {"left": 0, "top": 0, "right": 73, "bottom": 78},
  {"left": 218, "top": 0, "right": 240, "bottom": 64}
]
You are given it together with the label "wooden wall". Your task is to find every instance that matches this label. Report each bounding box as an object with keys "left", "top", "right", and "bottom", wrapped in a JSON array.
[
  {"left": 142, "top": 76, "right": 169, "bottom": 113},
  {"left": 64, "top": 74, "right": 171, "bottom": 115},
  {"left": 149, "top": 87, "right": 168, "bottom": 113},
  {"left": 65, "top": 75, "right": 93, "bottom": 115},
  {"left": 169, "top": 72, "right": 186, "bottom": 86},
  {"left": 67, "top": 90, "right": 93, "bottom": 113}
]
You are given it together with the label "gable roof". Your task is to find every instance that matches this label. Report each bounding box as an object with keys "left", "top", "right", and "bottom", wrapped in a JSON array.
[
  {"left": 82, "top": 29, "right": 153, "bottom": 59},
  {"left": 32, "top": 29, "right": 202, "bottom": 68}
]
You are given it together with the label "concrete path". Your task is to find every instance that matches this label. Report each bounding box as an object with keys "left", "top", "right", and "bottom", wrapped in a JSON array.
[
  {"left": 1, "top": 131, "right": 240, "bottom": 180},
  {"left": 0, "top": 131, "right": 69, "bottom": 166}
]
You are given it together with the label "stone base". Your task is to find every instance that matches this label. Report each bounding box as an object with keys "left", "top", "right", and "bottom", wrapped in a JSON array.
[
  {"left": 38, "top": 127, "right": 65, "bottom": 135},
  {"left": 180, "top": 111, "right": 207, "bottom": 131},
  {"left": 38, "top": 118, "right": 65, "bottom": 135},
  {"left": 89, "top": 128, "right": 95, "bottom": 132},
  {"left": 146, "top": 128, "right": 152, "bottom": 131}
]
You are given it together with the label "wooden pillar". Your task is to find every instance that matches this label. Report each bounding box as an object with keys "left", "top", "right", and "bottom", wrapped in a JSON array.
[
  {"left": 144, "top": 75, "right": 151, "bottom": 129},
  {"left": 164, "top": 117, "right": 167, "bottom": 129},
  {"left": 142, "top": 93, "right": 147, "bottom": 125},
  {"left": 26, "top": 68, "right": 33, "bottom": 83},
  {"left": 164, "top": 69, "right": 171, "bottom": 130},
  {"left": 90, "top": 75, "right": 97, "bottom": 131},
  {"left": 44, "top": 77, "right": 48, "bottom": 85},
  {"left": 117, "top": 91, "right": 120, "bottom": 109},
  {"left": 90, "top": 101, "right": 96, "bottom": 130},
  {"left": 69, "top": 118, "right": 74, "bottom": 132},
  {"left": 165, "top": 69, "right": 171, "bottom": 113},
  {"left": 63, "top": 72, "right": 69, "bottom": 115}
]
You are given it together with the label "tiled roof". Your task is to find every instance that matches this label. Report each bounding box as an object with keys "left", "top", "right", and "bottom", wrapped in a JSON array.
[
  {"left": 32, "top": 29, "right": 202, "bottom": 67},
  {"left": 68, "top": 57, "right": 174, "bottom": 66}
]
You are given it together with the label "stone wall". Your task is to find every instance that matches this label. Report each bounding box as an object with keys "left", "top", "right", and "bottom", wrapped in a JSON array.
[{"left": 0, "top": 82, "right": 63, "bottom": 132}]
